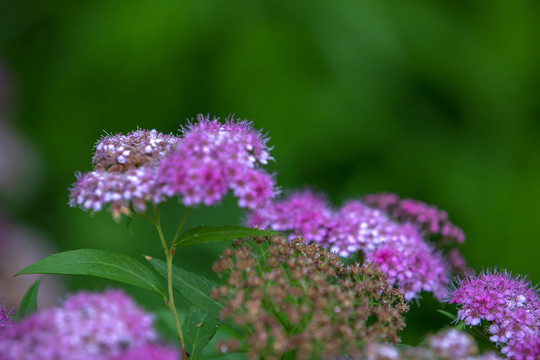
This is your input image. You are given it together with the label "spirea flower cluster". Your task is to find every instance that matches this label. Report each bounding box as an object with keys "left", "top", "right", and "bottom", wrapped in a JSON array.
[
  {"left": 0, "top": 289, "right": 178, "bottom": 360},
  {"left": 248, "top": 189, "right": 332, "bottom": 242},
  {"left": 450, "top": 269, "right": 540, "bottom": 360},
  {"left": 211, "top": 236, "right": 408, "bottom": 360},
  {"left": 70, "top": 129, "right": 179, "bottom": 218},
  {"left": 248, "top": 190, "right": 451, "bottom": 301},
  {"left": 364, "top": 329, "right": 502, "bottom": 360},
  {"left": 158, "top": 115, "right": 276, "bottom": 209},
  {"left": 69, "top": 115, "right": 276, "bottom": 219},
  {"left": 363, "top": 192, "right": 465, "bottom": 244}
]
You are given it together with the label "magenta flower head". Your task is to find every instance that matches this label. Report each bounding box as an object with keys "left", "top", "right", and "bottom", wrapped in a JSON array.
[
  {"left": 158, "top": 115, "right": 276, "bottom": 209},
  {"left": 0, "top": 289, "right": 177, "bottom": 360},
  {"left": 247, "top": 189, "right": 333, "bottom": 242},
  {"left": 327, "top": 201, "right": 449, "bottom": 301},
  {"left": 249, "top": 190, "right": 450, "bottom": 301},
  {"left": 364, "top": 192, "right": 465, "bottom": 244},
  {"left": 450, "top": 269, "right": 540, "bottom": 360},
  {"left": 70, "top": 129, "right": 179, "bottom": 219}
]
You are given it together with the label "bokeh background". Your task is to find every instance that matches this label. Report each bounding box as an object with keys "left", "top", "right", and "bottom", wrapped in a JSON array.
[{"left": 1, "top": 0, "right": 539, "bottom": 349}]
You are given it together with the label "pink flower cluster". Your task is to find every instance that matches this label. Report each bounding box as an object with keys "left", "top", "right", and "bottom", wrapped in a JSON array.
[
  {"left": 0, "top": 289, "right": 178, "bottom": 360},
  {"left": 364, "top": 329, "right": 502, "bottom": 359},
  {"left": 248, "top": 190, "right": 450, "bottom": 301},
  {"left": 70, "top": 129, "right": 179, "bottom": 219},
  {"left": 248, "top": 189, "right": 332, "bottom": 242},
  {"left": 158, "top": 115, "right": 275, "bottom": 209},
  {"left": 450, "top": 269, "right": 540, "bottom": 360},
  {"left": 0, "top": 301, "right": 12, "bottom": 331},
  {"left": 364, "top": 192, "right": 465, "bottom": 244},
  {"left": 70, "top": 115, "right": 276, "bottom": 219}
]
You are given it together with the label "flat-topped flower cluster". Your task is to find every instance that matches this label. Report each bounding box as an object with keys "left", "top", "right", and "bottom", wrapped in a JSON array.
[
  {"left": 212, "top": 236, "right": 408, "bottom": 360},
  {"left": 248, "top": 189, "right": 464, "bottom": 301},
  {"left": 70, "top": 115, "right": 277, "bottom": 219},
  {"left": 0, "top": 290, "right": 178, "bottom": 360},
  {"left": 450, "top": 269, "right": 540, "bottom": 360}
]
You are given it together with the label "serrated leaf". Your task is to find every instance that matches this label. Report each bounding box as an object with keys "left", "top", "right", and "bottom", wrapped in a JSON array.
[
  {"left": 17, "top": 278, "right": 42, "bottom": 319},
  {"left": 18, "top": 249, "right": 164, "bottom": 296},
  {"left": 174, "top": 225, "right": 278, "bottom": 248},
  {"left": 147, "top": 258, "right": 243, "bottom": 334},
  {"left": 183, "top": 306, "right": 221, "bottom": 359}
]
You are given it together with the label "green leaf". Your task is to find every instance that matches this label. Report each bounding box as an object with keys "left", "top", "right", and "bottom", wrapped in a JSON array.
[
  {"left": 174, "top": 225, "right": 278, "bottom": 248},
  {"left": 17, "top": 278, "right": 42, "bottom": 320},
  {"left": 437, "top": 309, "right": 457, "bottom": 321},
  {"left": 147, "top": 258, "right": 243, "bottom": 334},
  {"left": 183, "top": 306, "right": 221, "bottom": 359},
  {"left": 18, "top": 249, "right": 164, "bottom": 296}
]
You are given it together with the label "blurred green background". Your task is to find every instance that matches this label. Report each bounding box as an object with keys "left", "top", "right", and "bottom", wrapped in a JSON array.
[{"left": 1, "top": 0, "right": 539, "bottom": 347}]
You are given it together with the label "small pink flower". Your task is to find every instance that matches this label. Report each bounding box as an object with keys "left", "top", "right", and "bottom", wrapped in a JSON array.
[
  {"left": 450, "top": 269, "right": 540, "bottom": 360},
  {"left": 0, "top": 301, "right": 13, "bottom": 331},
  {"left": 364, "top": 192, "right": 465, "bottom": 244}
]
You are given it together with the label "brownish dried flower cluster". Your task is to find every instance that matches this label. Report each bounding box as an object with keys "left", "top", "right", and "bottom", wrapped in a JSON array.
[
  {"left": 92, "top": 129, "right": 178, "bottom": 173},
  {"left": 212, "top": 236, "right": 409, "bottom": 360}
]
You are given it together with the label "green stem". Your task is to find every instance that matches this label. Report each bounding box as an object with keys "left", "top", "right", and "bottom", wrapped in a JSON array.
[
  {"left": 151, "top": 205, "right": 192, "bottom": 360},
  {"left": 171, "top": 207, "right": 193, "bottom": 248},
  {"left": 166, "top": 252, "right": 186, "bottom": 358},
  {"left": 153, "top": 206, "right": 168, "bottom": 255}
]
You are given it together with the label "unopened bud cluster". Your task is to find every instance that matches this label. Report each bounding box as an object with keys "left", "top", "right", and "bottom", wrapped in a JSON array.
[{"left": 212, "top": 236, "right": 408, "bottom": 360}]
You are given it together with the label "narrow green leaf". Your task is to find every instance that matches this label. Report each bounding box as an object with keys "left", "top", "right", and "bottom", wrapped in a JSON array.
[
  {"left": 147, "top": 258, "right": 243, "bottom": 334},
  {"left": 437, "top": 309, "right": 457, "bottom": 321},
  {"left": 18, "top": 249, "right": 164, "bottom": 296},
  {"left": 17, "top": 278, "right": 42, "bottom": 319},
  {"left": 183, "top": 306, "right": 221, "bottom": 359},
  {"left": 175, "top": 225, "right": 278, "bottom": 248}
]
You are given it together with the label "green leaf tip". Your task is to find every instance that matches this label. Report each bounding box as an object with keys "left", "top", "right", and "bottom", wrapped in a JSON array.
[
  {"left": 175, "top": 225, "right": 279, "bottom": 248},
  {"left": 17, "top": 278, "right": 42, "bottom": 320}
]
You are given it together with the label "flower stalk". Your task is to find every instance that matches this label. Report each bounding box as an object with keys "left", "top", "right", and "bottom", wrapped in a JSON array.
[{"left": 151, "top": 205, "right": 193, "bottom": 360}]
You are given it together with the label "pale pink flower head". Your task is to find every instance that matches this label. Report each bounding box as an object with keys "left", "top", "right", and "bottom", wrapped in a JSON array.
[
  {"left": 70, "top": 129, "right": 179, "bottom": 219},
  {"left": 450, "top": 269, "right": 540, "bottom": 360},
  {"left": 158, "top": 115, "right": 276, "bottom": 209},
  {"left": 0, "top": 289, "right": 166, "bottom": 360}
]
